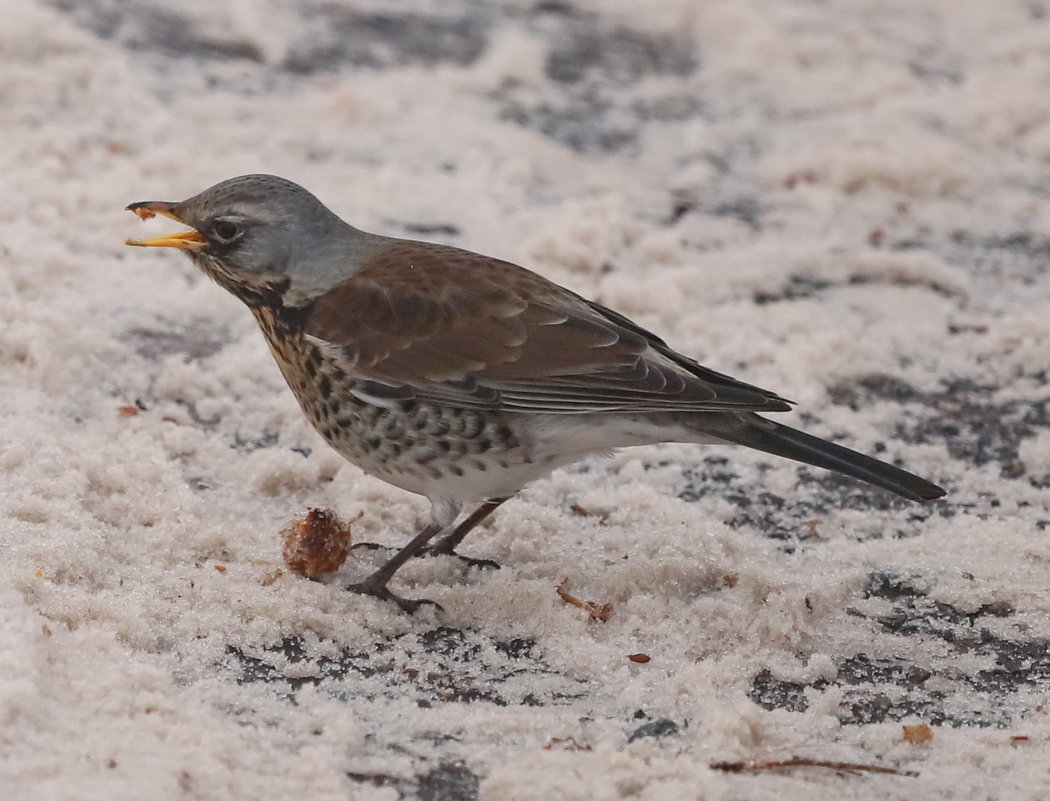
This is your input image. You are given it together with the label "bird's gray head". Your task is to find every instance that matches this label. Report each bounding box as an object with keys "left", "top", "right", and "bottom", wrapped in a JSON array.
[{"left": 126, "top": 174, "right": 366, "bottom": 308}]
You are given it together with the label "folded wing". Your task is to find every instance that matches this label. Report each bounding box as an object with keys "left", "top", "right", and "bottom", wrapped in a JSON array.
[{"left": 304, "top": 241, "right": 791, "bottom": 415}]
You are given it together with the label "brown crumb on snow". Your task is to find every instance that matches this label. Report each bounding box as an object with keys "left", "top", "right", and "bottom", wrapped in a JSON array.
[
  {"left": 783, "top": 170, "right": 818, "bottom": 189},
  {"left": 281, "top": 507, "right": 354, "bottom": 578},
  {"left": 556, "top": 582, "right": 612, "bottom": 622},
  {"left": 543, "top": 737, "right": 591, "bottom": 751},
  {"left": 902, "top": 723, "right": 934, "bottom": 744},
  {"left": 569, "top": 503, "right": 609, "bottom": 523}
]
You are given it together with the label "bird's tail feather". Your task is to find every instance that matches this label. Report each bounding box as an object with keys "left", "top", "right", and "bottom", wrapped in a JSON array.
[{"left": 698, "top": 415, "right": 945, "bottom": 502}]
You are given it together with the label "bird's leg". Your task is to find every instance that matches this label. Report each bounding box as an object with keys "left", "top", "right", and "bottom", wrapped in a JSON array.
[
  {"left": 422, "top": 496, "right": 511, "bottom": 569},
  {"left": 346, "top": 499, "right": 462, "bottom": 612},
  {"left": 345, "top": 520, "right": 447, "bottom": 613}
]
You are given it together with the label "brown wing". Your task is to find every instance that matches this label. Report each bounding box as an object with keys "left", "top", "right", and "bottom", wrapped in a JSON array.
[{"left": 304, "top": 240, "right": 791, "bottom": 414}]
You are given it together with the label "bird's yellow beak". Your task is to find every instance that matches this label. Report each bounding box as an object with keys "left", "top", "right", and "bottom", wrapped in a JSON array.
[{"left": 125, "top": 201, "right": 205, "bottom": 250}]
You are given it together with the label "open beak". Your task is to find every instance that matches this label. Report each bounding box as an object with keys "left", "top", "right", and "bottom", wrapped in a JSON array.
[{"left": 125, "top": 201, "right": 205, "bottom": 250}]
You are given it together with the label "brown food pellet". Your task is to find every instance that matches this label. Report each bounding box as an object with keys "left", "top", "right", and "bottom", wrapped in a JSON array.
[
  {"left": 281, "top": 507, "right": 353, "bottom": 578},
  {"left": 902, "top": 723, "right": 933, "bottom": 744},
  {"left": 627, "top": 653, "right": 651, "bottom": 664}
]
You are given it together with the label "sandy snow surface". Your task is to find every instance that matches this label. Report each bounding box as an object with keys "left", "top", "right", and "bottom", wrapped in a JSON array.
[{"left": 2, "top": 1, "right": 1049, "bottom": 799}]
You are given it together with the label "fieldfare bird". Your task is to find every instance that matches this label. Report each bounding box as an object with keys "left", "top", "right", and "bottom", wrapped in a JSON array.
[{"left": 127, "top": 174, "right": 945, "bottom": 611}]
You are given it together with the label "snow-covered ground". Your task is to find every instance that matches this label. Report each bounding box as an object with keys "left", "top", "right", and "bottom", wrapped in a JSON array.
[{"left": 2, "top": 2, "right": 1048, "bottom": 798}]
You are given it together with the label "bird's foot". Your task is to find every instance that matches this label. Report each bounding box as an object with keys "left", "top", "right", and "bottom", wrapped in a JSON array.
[
  {"left": 350, "top": 541, "right": 397, "bottom": 554},
  {"left": 353, "top": 540, "right": 498, "bottom": 569},
  {"left": 420, "top": 542, "right": 501, "bottom": 570},
  {"left": 344, "top": 579, "right": 443, "bottom": 614}
]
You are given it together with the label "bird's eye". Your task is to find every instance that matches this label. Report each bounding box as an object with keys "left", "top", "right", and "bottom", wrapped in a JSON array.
[{"left": 212, "top": 220, "right": 240, "bottom": 243}]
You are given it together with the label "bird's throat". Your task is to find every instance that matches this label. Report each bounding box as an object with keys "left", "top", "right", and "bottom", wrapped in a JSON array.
[{"left": 187, "top": 250, "right": 304, "bottom": 324}]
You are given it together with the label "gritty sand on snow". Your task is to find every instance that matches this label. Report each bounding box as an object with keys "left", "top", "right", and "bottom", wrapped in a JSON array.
[{"left": 1, "top": 2, "right": 1049, "bottom": 799}]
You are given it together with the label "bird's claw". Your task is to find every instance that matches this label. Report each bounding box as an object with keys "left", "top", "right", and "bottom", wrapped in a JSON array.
[
  {"left": 421, "top": 544, "right": 501, "bottom": 570},
  {"left": 344, "top": 581, "right": 443, "bottom": 614},
  {"left": 355, "top": 539, "right": 499, "bottom": 569},
  {"left": 350, "top": 541, "right": 397, "bottom": 554}
]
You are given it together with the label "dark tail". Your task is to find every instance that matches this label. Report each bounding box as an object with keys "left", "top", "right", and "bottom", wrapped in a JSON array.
[{"left": 701, "top": 415, "right": 946, "bottom": 502}]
